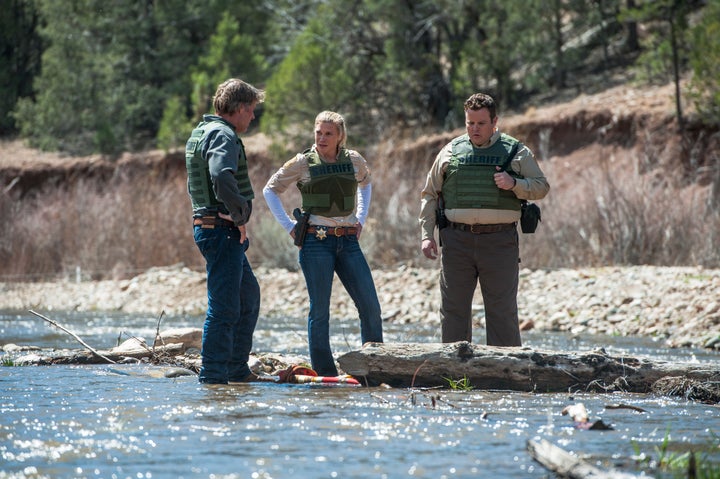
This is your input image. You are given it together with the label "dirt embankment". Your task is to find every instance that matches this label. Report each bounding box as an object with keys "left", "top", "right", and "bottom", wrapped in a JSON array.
[
  {"left": 2, "top": 83, "right": 718, "bottom": 199},
  {"left": 2, "top": 82, "right": 720, "bottom": 275}
]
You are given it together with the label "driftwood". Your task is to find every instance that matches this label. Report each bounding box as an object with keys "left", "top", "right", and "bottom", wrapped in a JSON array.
[
  {"left": 527, "top": 439, "right": 646, "bottom": 479},
  {"left": 21, "top": 310, "right": 201, "bottom": 371},
  {"left": 43, "top": 343, "right": 185, "bottom": 365},
  {"left": 337, "top": 342, "right": 720, "bottom": 394}
]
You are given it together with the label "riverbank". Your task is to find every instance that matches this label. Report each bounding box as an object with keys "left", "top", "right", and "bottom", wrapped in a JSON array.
[{"left": 2, "top": 264, "right": 719, "bottom": 351}]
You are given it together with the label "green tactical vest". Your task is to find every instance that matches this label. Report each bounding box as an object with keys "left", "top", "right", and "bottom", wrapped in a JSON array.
[
  {"left": 299, "top": 149, "right": 357, "bottom": 217},
  {"left": 185, "top": 118, "right": 254, "bottom": 211},
  {"left": 442, "top": 133, "right": 522, "bottom": 211}
]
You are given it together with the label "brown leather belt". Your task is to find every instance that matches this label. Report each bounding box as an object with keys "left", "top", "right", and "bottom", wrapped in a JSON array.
[
  {"left": 306, "top": 225, "right": 358, "bottom": 237},
  {"left": 193, "top": 216, "right": 236, "bottom": 229},
  {"left": 448, "top": 221, "right": 516, "bottom": 234}
]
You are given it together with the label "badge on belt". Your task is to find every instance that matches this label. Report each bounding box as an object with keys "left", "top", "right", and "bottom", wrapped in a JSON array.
[{"left": 315, "top": 226, "right": 327, "bottom": 240}]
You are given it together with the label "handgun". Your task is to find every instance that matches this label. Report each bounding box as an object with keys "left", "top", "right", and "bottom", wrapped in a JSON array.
[{"left": 292, "top": 208, "right": 310, "bottom": 246}]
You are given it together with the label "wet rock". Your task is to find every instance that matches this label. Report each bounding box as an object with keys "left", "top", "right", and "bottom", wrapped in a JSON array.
[
  {"left": 3, "top": 343, "right": 41, "bottom": 352},
  {"left": 154, "top": 327, "right": 202, "bottom": 351},
  {"left": 112, "top": 337, "right": 147, "bottom": 353},
  {"left": 14, "top": 353, "right": 44, "bottom": 365},
  {"left": 163, "top": 367, "right": 196, "bottom": 378}
]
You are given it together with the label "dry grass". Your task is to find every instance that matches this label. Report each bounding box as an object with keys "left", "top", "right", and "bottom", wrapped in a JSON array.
[
  {"left": 534, "top": 154, "right": 720, "bottom": 267},
  {"left": 1, "top": 177, "right": 198, "bottom": 281},
  {"left": 2, "top": 133, "right": 718, "bottom": 282}
]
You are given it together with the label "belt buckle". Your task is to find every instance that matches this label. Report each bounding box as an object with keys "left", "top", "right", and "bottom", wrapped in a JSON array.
[
  {"left": 470, "top": 224, "right": 482, "bottom": 234},
  {"left": 315, "top": 227, "right": 327, "bottom": 240},
  {"left": 332, "top": 227, "right": 344, "bottom": 237}
]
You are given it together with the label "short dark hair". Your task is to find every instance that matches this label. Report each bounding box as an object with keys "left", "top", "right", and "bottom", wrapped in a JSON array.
[
  {"left": 464, "top": 93, "right": 497, "bottom": 119},
  {"left": 213, "top": 78, "right": 265, "bottom": 115}
]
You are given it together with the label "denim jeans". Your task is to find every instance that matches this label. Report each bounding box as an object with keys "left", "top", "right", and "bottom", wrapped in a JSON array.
[
  {"left": 299, "top": 232, "right": 383, "bottom": 376},
  {"left": 194, "top": 225, "right": 260, "bottom": 384}
]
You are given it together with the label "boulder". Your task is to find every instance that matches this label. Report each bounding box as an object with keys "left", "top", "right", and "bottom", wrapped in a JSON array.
[{"left": 153, "top": 327, "right": 202, "bottom": 351}]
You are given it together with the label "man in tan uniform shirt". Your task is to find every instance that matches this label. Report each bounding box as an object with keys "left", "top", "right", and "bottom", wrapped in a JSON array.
[{"left": 419, "top": 93, "right": 550, "bottom": 346}]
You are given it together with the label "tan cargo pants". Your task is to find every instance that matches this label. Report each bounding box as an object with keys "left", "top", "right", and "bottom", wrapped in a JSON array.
[{"left": 438, "top": 225, "right": 521, "bottom": 346}]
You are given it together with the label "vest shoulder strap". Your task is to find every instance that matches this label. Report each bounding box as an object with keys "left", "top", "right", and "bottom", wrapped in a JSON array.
[{"left": 501, "top": 137, "right": 520, "bottom": 171}]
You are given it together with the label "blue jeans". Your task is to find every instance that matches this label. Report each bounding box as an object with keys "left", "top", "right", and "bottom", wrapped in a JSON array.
[
  {"left": 299, "top": 233, "right": 383, "bottom": 376},
  {"left": 194, "top": 225, "right": 260, "bottom": 384}
]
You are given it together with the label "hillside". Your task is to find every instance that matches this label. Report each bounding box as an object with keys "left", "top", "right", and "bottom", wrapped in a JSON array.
[
  {"left": 0, "top": 82, "right": 705, "bottom": 186},
  {"left": 1, "top": 81, "right": 719, "bottom": 279}
]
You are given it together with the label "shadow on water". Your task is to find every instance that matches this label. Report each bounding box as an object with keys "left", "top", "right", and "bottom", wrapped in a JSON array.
[{"left": 1, "top": 310, "right": 719, "bottom": 478}]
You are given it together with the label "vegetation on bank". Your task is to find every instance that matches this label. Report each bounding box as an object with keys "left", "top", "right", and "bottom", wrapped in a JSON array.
[
  {"left": 2, "top": 101, "right": 719, "bottom": 281},
  {"left": 633, "top": 428, "right": 720, "bottom": 479}
]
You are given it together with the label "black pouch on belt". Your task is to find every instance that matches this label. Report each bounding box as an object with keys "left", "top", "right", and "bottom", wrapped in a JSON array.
[
  {"left": 520, "top": 201, "right": 542, "bottom": 234},
  {"left": 292, "top": 208, "right": 310, "bottom": 246}
]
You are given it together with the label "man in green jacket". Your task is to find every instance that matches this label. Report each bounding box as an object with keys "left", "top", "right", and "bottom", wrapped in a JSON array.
[{"left": 185, "top": 78, "right": 264, "bottom": 384}]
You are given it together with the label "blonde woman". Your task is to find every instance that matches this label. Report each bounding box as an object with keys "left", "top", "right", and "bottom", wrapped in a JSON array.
[{"left": 263, "top": 111, "right": 383, "bottom": 376}]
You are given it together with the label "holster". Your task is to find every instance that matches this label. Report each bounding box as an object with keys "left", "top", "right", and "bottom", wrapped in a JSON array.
[
  {"left": 292, "top": 208, "right": 310, "bottom": 246},
  {"left": 436, "top": 193, "right": 447, "bottom": 246},
  {"left": 520, "top": 201, "right": 542, "bottom": 234}
]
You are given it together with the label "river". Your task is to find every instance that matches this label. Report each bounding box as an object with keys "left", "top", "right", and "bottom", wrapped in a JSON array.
[{"left": 2, "top": 310, "right": 719, "bottom": 478}]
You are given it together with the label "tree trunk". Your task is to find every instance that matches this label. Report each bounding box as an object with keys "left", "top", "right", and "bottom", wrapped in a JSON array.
[
  {"left": 624, "top": 0, "right": 640, "bottom": 51},
  {"left": 337, "top": 342, "right": 720, "bottom": 393}
]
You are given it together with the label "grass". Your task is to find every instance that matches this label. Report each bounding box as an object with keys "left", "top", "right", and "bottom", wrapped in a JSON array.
[
  {"left": 632, "top": 426, "right": 720, "bottom": 479},
  {"left": 444, "top": 375, "right": 473, "bottom": 391}
]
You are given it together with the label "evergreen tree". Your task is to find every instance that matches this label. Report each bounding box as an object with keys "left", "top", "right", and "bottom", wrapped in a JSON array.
[
  {"left": 14, "top": 0, "right": 115, "bottom": 153},
  {"left": 5, "top": 0, "right": 712, "bottom": 155},
  {"left": 261, "top": 2, "right": 360, "bottom": 146},
  {"left": 688, "top": 0, "right": 720, "bottom": 125},
  {"left": 0, "top": 0, "right": 42, "bottom": 135},
  {"left": 14, "top": 0, "right": 224, "bottom": 155},
  {"left": 621, "top": 0, "right": 701, "bottom": 130},
  {"left": 189, "top": 10, "right": 269, "bottom": 123}
]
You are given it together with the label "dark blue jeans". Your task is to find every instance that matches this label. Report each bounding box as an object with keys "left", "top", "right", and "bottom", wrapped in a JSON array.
[
  {"left": 299, "top": 233, "right": 383, "bottom": 376},
  {"left": 194, "top": 225, "right": 260, "bottom": 384}
]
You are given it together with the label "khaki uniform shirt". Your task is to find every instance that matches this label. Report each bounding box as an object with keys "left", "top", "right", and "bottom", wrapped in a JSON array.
[
  {"left": 264, "top": 146, "right": 372, "bottom": 227},
  {"left": 419, "top": 130, "right": 550, "bottom": 241}
]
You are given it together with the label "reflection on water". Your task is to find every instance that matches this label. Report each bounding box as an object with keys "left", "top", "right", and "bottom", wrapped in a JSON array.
[{"left": 1, "top": 310, "right": 719, "bottom": 478}]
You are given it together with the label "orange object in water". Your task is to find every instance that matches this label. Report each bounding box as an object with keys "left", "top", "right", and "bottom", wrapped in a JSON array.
[
  {"left": 293, "top": 374, "right": 360, "bottom": 386},
  {"left": 277, "top": 365, "right": 317, "bottom": 383}
]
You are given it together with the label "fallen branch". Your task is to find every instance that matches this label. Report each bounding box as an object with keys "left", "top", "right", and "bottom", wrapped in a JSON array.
[
  {"left": 604, "top": 403, "right": 648, "bottom": 413},
  {"left": 527, "top": 439, "right": 647, "bottom": 479},
  {"left": 29, "top": 309, "right": 116, "bottom": 364}
]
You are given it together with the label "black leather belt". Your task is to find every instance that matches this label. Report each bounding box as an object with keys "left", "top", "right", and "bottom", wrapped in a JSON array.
[
  {"left": 448, "top": 221, "right": 516, "bottom": 234},
  {"left": 193, "top": 216, "right": 236, "bottom": 229}
]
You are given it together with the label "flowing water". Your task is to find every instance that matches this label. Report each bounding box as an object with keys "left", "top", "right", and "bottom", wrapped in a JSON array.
[{"left": 1, "top": 310, "right": 719, "bottom": 478}]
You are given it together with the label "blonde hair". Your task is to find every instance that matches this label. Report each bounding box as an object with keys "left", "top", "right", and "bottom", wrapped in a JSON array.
[{"left": 314, "top": 111, "right": 347, "bottom": 148}]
